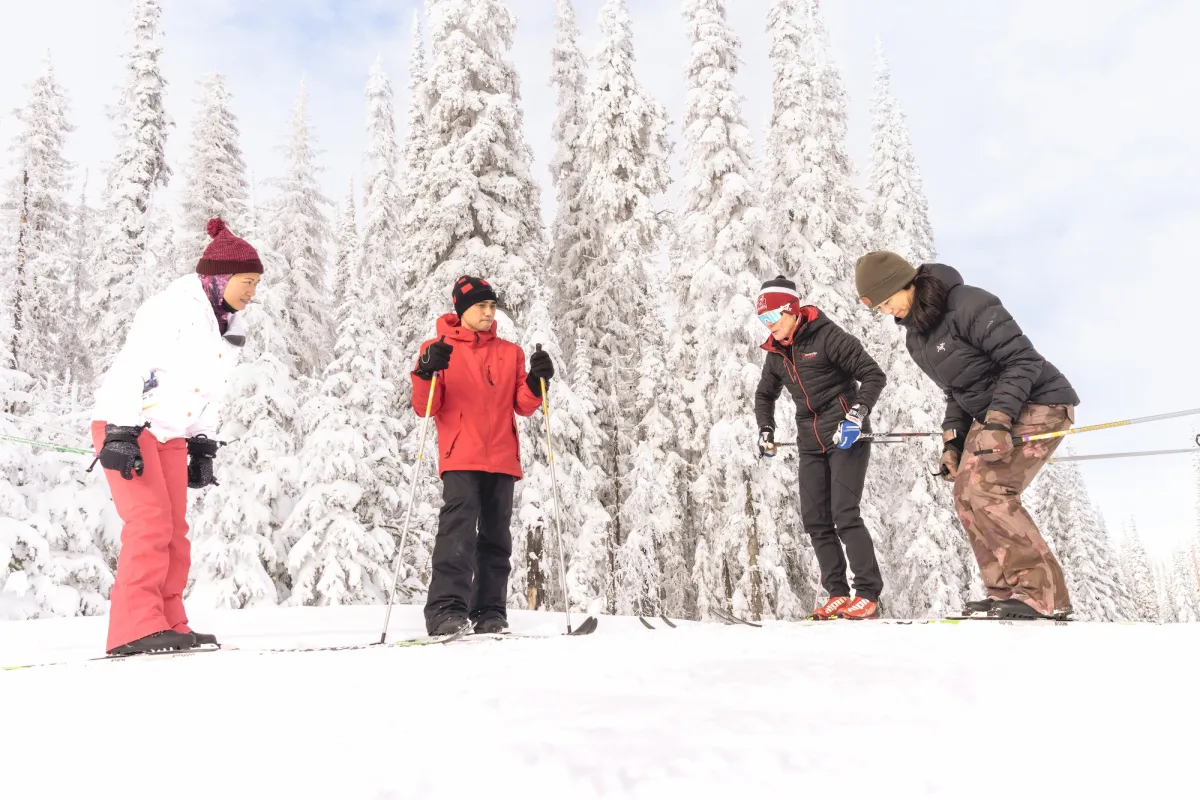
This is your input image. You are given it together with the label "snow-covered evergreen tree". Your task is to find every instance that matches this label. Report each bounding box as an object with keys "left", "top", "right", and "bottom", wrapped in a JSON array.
[
  {"left": 1164, "top": 548, "right": 1199, "bottom": 622},
  {"left": 264, "top": 81, "right": 334, "bottom": 379},
  {"left": 787, "top": 0, "right": 870, "bottom": 324},
  {"left": 1028, "top": 456, "right": 1129, "bottom": 621},
  {"left": 534, "top": 0, "right": 613, "bottom": 613},
  {"left": 672, "top": 0, "right": 802, "bottom": 620},
  {"left": 763, "top": 0, "right": 811, "bottom": 292},
  {"left": 1119, "top": 519, "right": 1159, "bottom": 622},
  {"left": 180, "top": 72, "right": 249, "bottom": 258},
  {"left": 569, "top": 0, "right": 672, "bottom": 611},
  {"left": 188, "top": 266, "right": 299, "bottom": 609},
  {"left": 6, "top": 53, "right": 75, "bottom": 385},
  {"left": 359, "top": 57, "right": 404, "bottom": 352},
  {"left": 331, "top": 177, "right": 357, "bottom": 305},
  {"left": 405, "top": 0, "right": 546, "bottom": 326},
  {"left": 861, "top": 34, "right": 970, "bottom": 618},
  {"left": 88, "top": 0, "right": 173, "bottom": 374},
  {"left": 866, "top": 38, "right": 935, "bottom": 265},
  {"left": 280, "top": 250, "right": 402, "bottom": 606},
  {"left": 21, "top": 399, "right": 115, "bottom": 618},
  {"left": 0, "top": 366, "right": 46, "bottom": 619},
  {"left": 506, "top": 295, "right": 609, "bottom": 615},
  {"left": 399, "top": 10, "right": 430, "bottom": 217},
  {"left": 63, "top": 173, "right": 95, "bottom": 387},
  {"left": 547, "top": 0, "right": 591, "bottom": 350}
]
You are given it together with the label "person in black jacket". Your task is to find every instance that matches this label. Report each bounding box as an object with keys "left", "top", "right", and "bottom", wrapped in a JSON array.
[
  {"left": 855, "top": 251, "right": 1081, "bottom": 620},
  {"left": 753, "top": 275, "right": 888, "bottom": 620}
]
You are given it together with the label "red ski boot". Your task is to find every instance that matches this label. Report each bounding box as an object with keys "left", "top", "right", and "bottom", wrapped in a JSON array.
[
  {"left": 837, "top": 597, "right": 880, "bottom": 620},
  {"left": 808, "top": 596, "right": 850, "bottom": 620}
]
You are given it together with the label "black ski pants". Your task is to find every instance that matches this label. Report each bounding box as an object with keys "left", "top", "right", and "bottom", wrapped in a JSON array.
[
  {"left": 797, "top": 441, "right": 884, "bottom": 602},
  {"left": 424, "top": 470, "right": 515, "bottom": 633}
]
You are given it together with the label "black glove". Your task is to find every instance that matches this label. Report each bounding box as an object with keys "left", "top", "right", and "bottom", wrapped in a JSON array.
[
  {"left": 526, "top": 349, "right": 555, "bottom": 397},
  {"left": 98, "top": 424, "right": 146, "bottom": 480},
  {"left": 757, "top": 426, "right": 776, "bottom": 458},
  {"left": 414, "top": 339, "right": 453, "bottom": 380},
  {"left": 187, "top": 435, "right": 221, "bottom": 489}
]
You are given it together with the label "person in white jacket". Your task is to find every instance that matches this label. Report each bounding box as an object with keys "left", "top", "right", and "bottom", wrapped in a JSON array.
[{"left": 91, "top": 217, "right": 261, "bottom": 656}]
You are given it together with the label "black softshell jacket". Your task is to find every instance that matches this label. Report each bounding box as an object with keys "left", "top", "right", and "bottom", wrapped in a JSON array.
[{"left": 755, "top": 307, "right": 887, "bottom": 454}]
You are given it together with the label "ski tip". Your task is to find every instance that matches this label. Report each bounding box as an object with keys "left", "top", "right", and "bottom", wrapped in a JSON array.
[{"left": 569, "top": 616, "right": 598, "bottom": 636}]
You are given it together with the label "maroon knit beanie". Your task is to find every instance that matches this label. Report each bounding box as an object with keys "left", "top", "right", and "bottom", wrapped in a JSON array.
[{"left": 196, "top": 218, "right": 264, "bottom": 276}]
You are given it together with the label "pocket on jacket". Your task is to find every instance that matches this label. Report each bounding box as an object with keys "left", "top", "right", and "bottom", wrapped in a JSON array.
[{"left": 443, "top": 410, "right": 463, "bottom": 458}]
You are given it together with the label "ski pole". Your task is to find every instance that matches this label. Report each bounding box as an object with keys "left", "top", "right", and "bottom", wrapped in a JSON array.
[
  {"left": 535, "top": 344, "right": 577, "bottom": 635},
  {"left": 379, "top": 350, "right": 441, "bottom": 646},
  {"left": 0, "top": 412, "right": 91, "bottom": 446},
  {"left": 1016, "top": 407, "right": 1200, "bottom": 444},
  {"left": 0, "top": 432, "right": 92, "bottom": 456},
  {"left": 1049, "top": 440, "right": 1200, "bottom": 464},
  {"left": 974, "top": 406, "right": 1200, "bottom": 456},
  {"left": 773, "top": 431, "right": 936, "bottom": 448}
]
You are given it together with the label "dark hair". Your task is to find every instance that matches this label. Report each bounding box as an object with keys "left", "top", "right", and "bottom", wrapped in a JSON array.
[{"left": 903, "top": 265, "right": 951, "bottom": 333}]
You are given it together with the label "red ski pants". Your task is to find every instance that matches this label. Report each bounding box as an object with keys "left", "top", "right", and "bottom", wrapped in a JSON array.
[{"left": 92, "top": 421, "right": 193, "bottom": 652}]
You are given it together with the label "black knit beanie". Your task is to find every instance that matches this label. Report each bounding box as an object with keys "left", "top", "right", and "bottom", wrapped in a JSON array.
[{"left": 452, "top": 275, "right": 498, "bottom": 318}]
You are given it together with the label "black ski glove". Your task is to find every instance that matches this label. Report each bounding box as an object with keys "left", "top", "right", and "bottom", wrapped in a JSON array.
[
  {"left": 187, "top": 435, "right": 221, "bottom": 489},
  {"left": 757, "top": 426, "right": 777, "bottom": 458},
  {"left": 98, "top": 424, "right": 146, "bottom": 480},
  {"left": 526, "top": 349, "right": 555, "bottom": 397},
  {"left": 414, "top": 339, "right": 453, "bottom": 380}
]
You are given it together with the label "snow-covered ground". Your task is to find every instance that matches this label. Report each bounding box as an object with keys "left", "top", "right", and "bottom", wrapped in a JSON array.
[{"left": 1, "top": 606, "right": 1197, "bottom": 799}]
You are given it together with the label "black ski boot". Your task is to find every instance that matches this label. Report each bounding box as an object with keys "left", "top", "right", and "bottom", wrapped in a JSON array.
[
  {"left": 993, "top": 599, "right": 1071, "bottom": 620},
  {"left": 473, "top": 616, "right": 509, "bottom": 635},
  {"left": 962, "top": 599, "right": 997, "bottom": 616},
  {"left": 190, "top": 632, "right": 219, "bottom": 648},
  {"left": 429, "top": 615, "right": 470, "bottom": 637},
  {"left": 107, "top": 630, "right": 197, "bottom": 657}
]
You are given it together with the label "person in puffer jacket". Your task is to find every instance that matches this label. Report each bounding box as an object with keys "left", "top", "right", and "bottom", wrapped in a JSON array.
[
  {"left": 91, "top": 218, "right": 260, "bottom": 656},
  {"left": 753, "top": 275, "right": 888, "bottom": 620},
  {"left": 855, "top": 251, "right": 1080, "bottom": 620},
  {"left": 410, "top": 276, "right": 553, "bottom": 636}
]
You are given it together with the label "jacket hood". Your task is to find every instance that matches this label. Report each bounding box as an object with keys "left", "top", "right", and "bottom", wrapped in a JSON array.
[
  {"left": 920, "top": 263, "right": 964, "bottom": 289},
  {"left": 761, "top": 305, "right": 824, "bottom": 351},
  {"left": 436, "top": 312, "right": 498, "bottom": 343}
]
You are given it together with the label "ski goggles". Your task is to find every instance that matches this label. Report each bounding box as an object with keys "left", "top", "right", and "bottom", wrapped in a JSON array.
[{"left": 757, "top": 307, "right": 788, "bottom": 326}]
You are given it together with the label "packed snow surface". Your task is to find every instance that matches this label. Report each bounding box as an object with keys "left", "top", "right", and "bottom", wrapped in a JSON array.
[{"left": 1, "top": 606, "right": 1197, "bottom": 798}]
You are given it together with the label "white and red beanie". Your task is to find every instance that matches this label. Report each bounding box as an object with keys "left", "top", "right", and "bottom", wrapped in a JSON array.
[{"left": 756, "top": 275, "right": 800, "bottom": 316}]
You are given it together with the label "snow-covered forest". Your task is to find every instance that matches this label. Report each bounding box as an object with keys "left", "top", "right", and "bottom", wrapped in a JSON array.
[{"left": 1, "top": 0, "right": 1197, "bottom": 624}]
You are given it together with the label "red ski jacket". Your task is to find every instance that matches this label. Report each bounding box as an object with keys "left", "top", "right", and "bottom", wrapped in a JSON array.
[{"left": 411, "top": 314, "right": 544, "bottom": 479}]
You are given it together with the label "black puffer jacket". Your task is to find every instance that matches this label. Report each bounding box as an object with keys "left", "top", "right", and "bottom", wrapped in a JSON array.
[
  {"left": 899, "top": 264, "right": 1079, "bottom": 435},
  {"left": 755, "top": 307, "right": 887, "bottom": 454}
]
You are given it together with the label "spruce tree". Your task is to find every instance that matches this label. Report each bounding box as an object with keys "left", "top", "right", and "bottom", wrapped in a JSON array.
[{"left": 88, "top": 0, "right": 173, "bottom": 373}]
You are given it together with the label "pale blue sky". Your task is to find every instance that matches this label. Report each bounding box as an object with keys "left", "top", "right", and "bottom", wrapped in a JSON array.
[{"left": 3, "top": 0, "right": 1197, "bottom": 559}]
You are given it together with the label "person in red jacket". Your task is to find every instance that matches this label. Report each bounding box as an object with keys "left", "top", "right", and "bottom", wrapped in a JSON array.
[{"left": 411, "top": 276, "right": 554, "bottom": 636}]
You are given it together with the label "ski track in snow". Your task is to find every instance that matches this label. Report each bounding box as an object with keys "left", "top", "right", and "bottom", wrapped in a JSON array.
[{"left": 1, "top": 606, "right": 1197, "bottom": 799}]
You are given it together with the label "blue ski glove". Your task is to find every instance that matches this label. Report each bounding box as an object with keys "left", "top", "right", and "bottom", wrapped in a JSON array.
[{"left": 833, "top": 404, "right": 867, "bottom": 450}]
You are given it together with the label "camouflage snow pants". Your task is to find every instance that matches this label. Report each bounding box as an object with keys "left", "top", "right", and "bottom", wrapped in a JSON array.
[{"left": 953, "top": 404, "right": 1074, "bottom": 616}]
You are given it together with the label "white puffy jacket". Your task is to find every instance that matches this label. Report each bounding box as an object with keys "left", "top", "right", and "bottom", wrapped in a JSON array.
[{"left": 92, "top": 273, "right": 244, "bottom": 443}]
